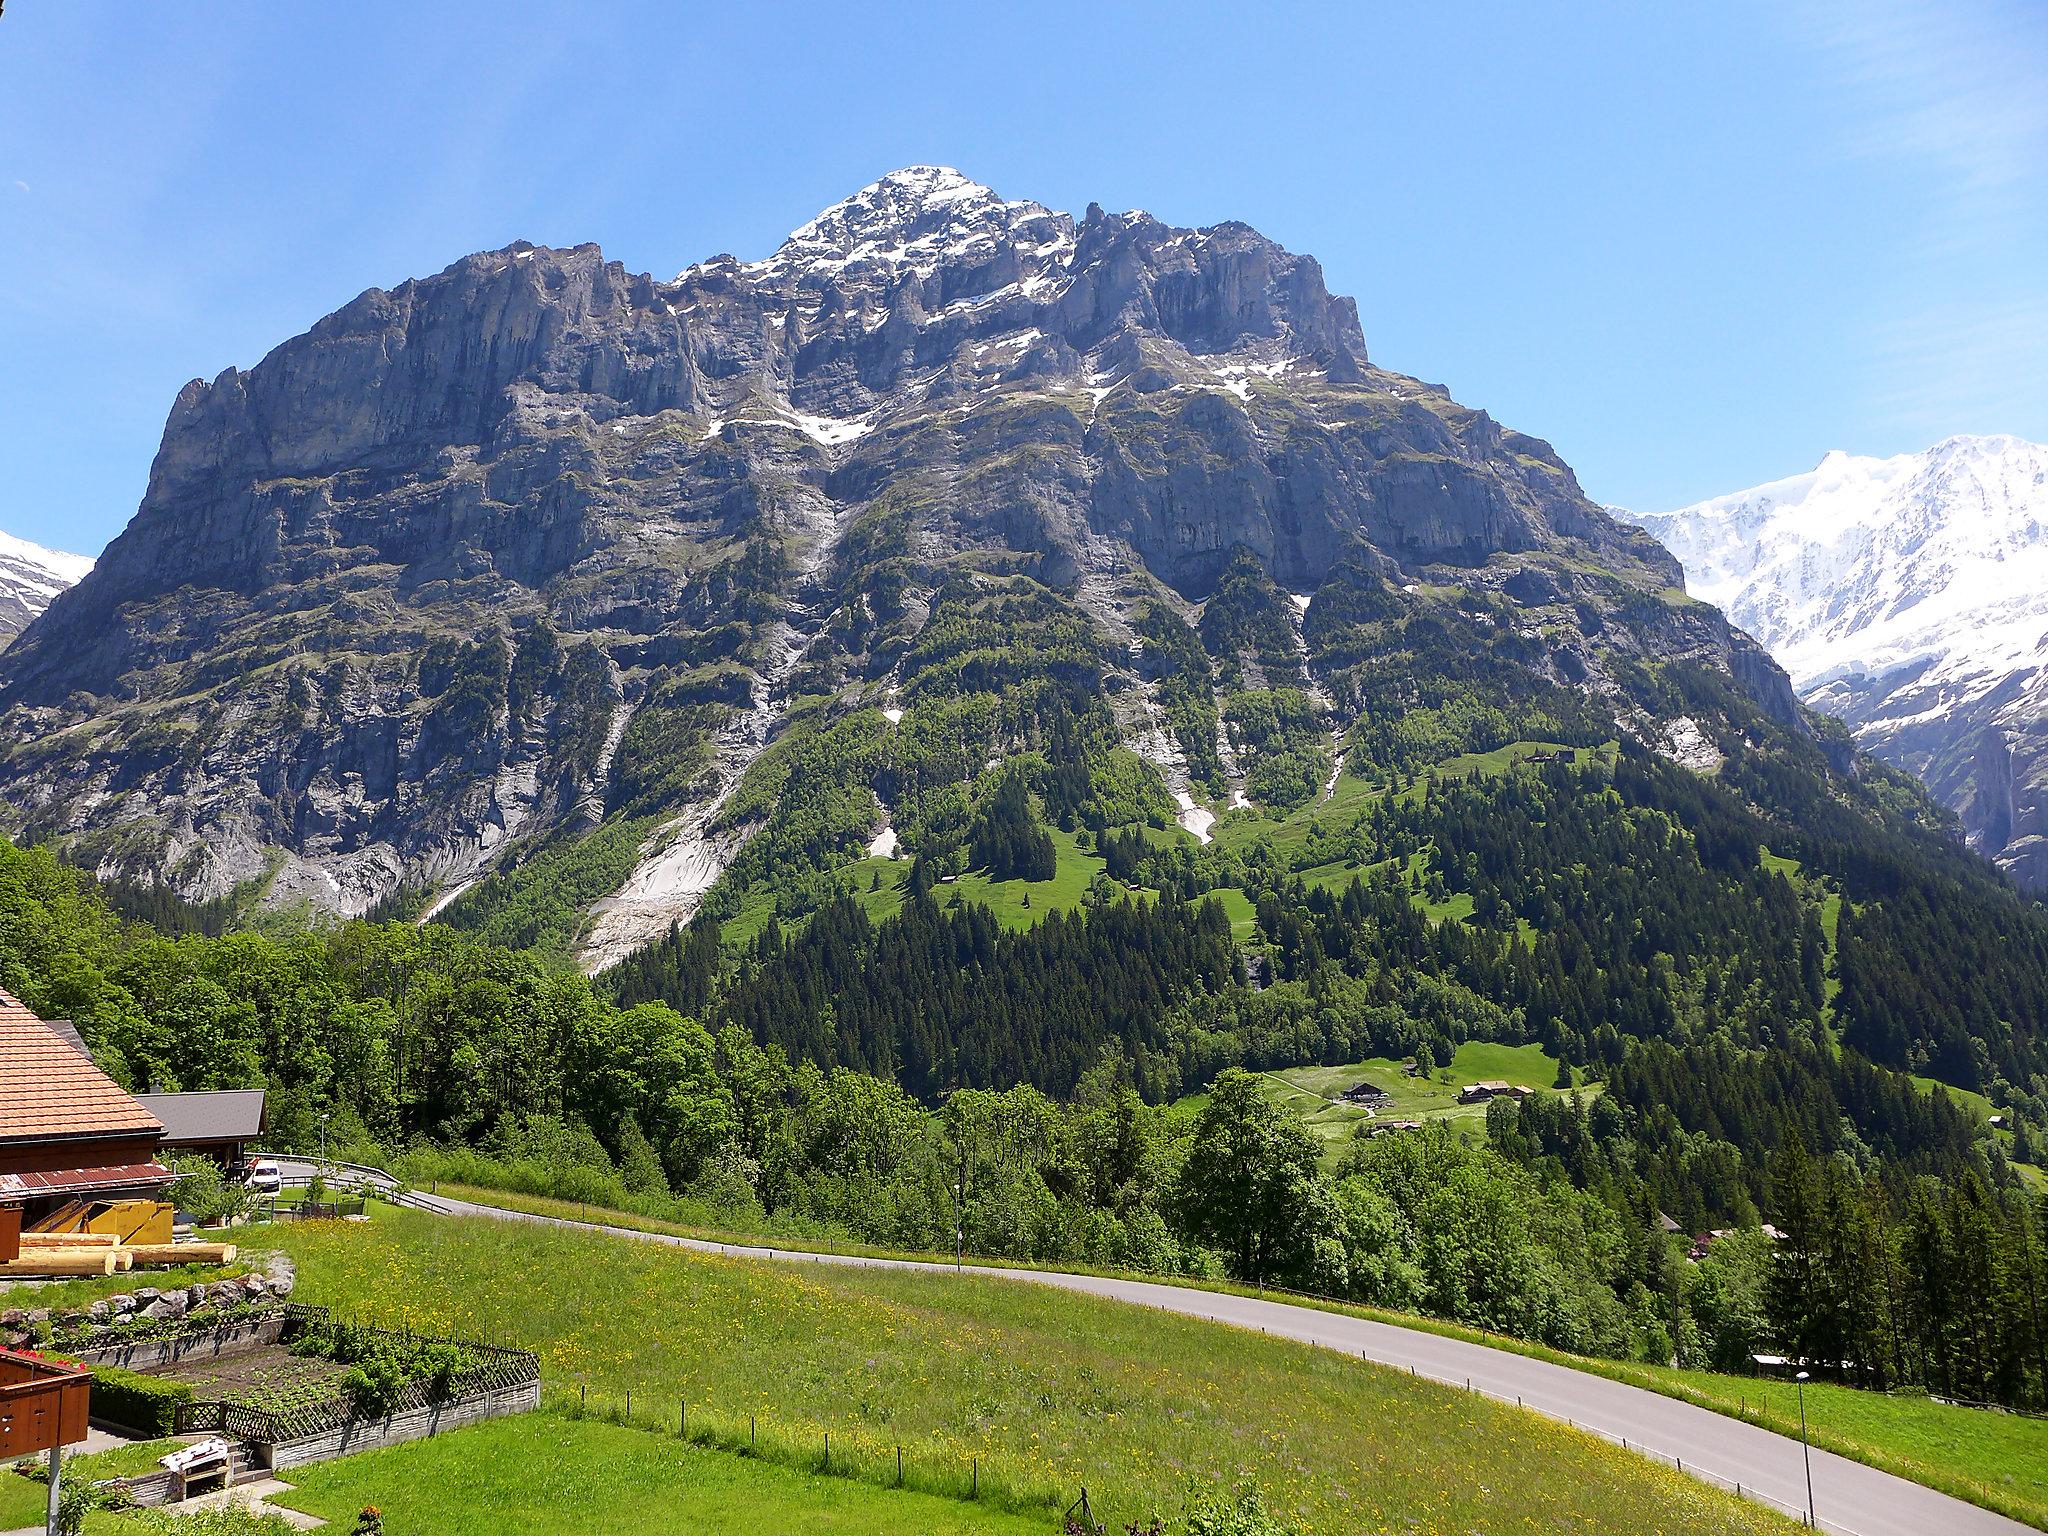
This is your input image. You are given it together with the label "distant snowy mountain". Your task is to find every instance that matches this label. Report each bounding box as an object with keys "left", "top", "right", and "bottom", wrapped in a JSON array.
[
  {"left": 0, "top": 529, "right": 92, "bottom": 650},
  {"left": 1620, "top": 434, "right": 2048, "bottom": 886}
]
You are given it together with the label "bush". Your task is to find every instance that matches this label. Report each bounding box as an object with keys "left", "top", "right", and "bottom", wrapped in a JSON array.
[
  {"left": 165, "top": 1152, "right": 250, "bottom": 1226},
  {"left": 123, "top": 1506, "right": 303, "bottom": 1535},
  {"left": 90, "top": 1365, "right": 194, "bottom": 1437},
  {"left": 339, "top": 1354, "right": 408, "bottom": 1419}
]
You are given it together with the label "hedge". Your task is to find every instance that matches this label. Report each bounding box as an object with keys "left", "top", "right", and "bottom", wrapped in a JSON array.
[{"left": 90, "top": 1366, "right": 193, "bottom": 1437}]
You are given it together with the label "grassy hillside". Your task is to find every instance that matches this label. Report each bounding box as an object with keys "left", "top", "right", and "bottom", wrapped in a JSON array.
[
  {"left": 264, "top": 1208, "right": 1796, "bottom": 1535},
  {"left": 1175, "top": 1041, "right": 1573, "bottom": 1159},
  {"left": 721, "top": 826, "right": 1124, "bottom": 946}
]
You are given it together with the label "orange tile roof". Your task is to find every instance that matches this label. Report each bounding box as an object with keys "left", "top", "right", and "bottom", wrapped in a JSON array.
[{"left": 0, "top": 988, "right": 163, "bottom": 1144}]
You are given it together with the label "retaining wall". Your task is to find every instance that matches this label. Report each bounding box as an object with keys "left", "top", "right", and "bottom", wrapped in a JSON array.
[
  {"left": 266, "top": 1378, "right": 541, "bottom": 1469},
  {"left": 70, "top": 1314, "right": 287, "bottom": 1372}
]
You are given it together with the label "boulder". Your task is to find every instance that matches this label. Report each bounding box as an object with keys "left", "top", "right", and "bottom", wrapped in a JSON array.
[{"left": 139, "top": 1292, "right": 187, "bottom": 1322}]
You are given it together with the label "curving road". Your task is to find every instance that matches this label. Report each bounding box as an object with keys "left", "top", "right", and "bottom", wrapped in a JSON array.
[{"left": 279, "top": 1160, "right": 2029, "bottom": 1536}]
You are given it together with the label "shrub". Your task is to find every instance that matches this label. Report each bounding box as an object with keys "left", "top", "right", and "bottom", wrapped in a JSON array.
[
  {"left": 339, "top": 1354, "right": 408, "bottom": 1419},
  {"left": 165, "top": 1152, "right": 250, "bottom": 1226},
  {"left": 123, "top": 1505, "right": 304, "bottom": 1534},
  {"left": 1182, "top": 1487, "right": 1307, "bottom": 1536},
  {"left": 90, "top": 1366, "right": 194, "bottom": 1437}
]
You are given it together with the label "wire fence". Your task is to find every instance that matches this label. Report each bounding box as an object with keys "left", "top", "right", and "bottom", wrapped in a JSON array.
[{"left": 549, "top": 1381, "right": 1066, "bottom": 1518}]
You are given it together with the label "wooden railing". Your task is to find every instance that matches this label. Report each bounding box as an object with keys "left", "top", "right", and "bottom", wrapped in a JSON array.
[{"left": 175, "top": 1307, "right": 538, "bottom": 1446}]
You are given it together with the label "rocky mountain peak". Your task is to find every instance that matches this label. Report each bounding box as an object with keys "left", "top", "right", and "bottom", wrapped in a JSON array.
[{"left": 740, "top": 166, "right": 1074, "bottom": 283}]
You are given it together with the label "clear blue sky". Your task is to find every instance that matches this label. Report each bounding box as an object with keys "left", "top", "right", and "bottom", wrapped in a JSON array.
[{"left": 3, "top": 0, "right": 2043, "bottom": 556}]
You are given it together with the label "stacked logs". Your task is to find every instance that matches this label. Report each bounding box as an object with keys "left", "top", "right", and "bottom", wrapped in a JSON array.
[{"left": 0, "top": 1232, "right": 236, "bottom": 1278}]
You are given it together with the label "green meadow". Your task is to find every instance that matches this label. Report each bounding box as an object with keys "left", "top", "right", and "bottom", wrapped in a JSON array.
[{"left": 245, "top": 1207, "right": 1797, "bottom": 1536}]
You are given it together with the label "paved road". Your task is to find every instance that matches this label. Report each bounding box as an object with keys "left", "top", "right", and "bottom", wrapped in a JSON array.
[{"left": 280, "top": 1160, "right": 2030, "bottom": 1536}]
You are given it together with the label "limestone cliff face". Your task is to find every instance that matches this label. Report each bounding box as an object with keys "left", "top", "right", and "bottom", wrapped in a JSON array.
[{"left": 0, "top": 167, "right": 1794, "bottom": 937}]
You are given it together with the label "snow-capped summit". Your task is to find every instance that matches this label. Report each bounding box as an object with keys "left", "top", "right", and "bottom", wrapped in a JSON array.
[
  {"left": 0, "top": 527, "right": 92, "bottom": 650},
  {"left": 1627, "top": 434, "right": 2048, "bottom": 687},
  {"left": 691, "top": 166, "right": 1078, "bottom": 290},
  {"left": 1618, "top": 434, "right": 2048, "bottom": 886}
]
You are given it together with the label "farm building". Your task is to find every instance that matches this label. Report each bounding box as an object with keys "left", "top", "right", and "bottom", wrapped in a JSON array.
[
  {"left": 1456, "top": 1081, "right": 1536, "bottom": 1105},
  {"left": 0, "top": 987, "right": 170, "bottom": 1239},
  {"left": 134, "top": 1089, "right": 268, "bottom": 1168},
  {"left": 1339, "top": 1081, "right": 1392, "bottom": 1105}
]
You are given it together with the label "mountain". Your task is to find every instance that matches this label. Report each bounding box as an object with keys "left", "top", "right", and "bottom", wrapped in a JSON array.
[
  {"left": 5, "top": 166, "right": 2046, "bottom": 1250},
  {"left": 1622, "top": 435, "right": 2048, "bottom": 887},
  {"left": 0, "top": 165, "right": 1798, "bottom": 962},
  {"left": 0, "top": 528, "right": 92, "bottom": 650}
]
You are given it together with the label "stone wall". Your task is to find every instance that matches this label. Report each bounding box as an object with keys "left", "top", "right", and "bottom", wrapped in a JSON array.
[
  {"left": 265, "top": 1378, "right": 541, "bottom": 1470},
  {"left": 70, "top": 1312, "right": 287, "bottom": 1374}
]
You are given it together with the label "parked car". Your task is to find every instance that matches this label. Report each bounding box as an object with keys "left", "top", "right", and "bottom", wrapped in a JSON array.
[{"left": 245, "top": 1159, "right": 281, "bottom": 1194}]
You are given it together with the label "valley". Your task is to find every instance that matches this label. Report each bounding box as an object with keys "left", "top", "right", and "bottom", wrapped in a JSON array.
[{"left": 2, "top": 156, "right": 2045, "bottom": 1536}]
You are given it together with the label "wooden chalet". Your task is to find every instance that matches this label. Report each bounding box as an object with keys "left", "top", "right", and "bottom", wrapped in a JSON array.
[
  {"left": 0, "top": 987, "right": 170, "bottom": 1245},
  {"left": 134, "top": 1089, "right": 268, "bottom": 1168}
]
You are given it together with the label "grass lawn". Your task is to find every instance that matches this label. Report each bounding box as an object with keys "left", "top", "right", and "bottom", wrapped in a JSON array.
[
  {"left": 1207, "top": 884, "right": 1258, "bottom": 939},
  {"left": 1211, "top": 769, "right": 1380, "bottom": 864},
  {"left": 111, "top": 1412, "right": 1045, "bottom": 1536},
  {"left": 1909, "top": 1073, "right": 2001, "bottom": 1123},
  {"left": 264, "top": 1207, "right": 1795, "bottom": 1535},
  {"left": 0, "top": 1440, "right": 183, "bottom": 1528}
]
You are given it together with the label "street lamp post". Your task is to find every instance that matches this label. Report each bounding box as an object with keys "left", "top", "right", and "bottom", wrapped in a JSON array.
[
  {"left": 952, "top": 1144, "right": 966, "bottom": 1274},
  {"left": 1795, "top": 1370, "right": 1815, "bottom": 1529},
  {"left": 318, "top": 1112, "right": 329, "bottom": 1164}
]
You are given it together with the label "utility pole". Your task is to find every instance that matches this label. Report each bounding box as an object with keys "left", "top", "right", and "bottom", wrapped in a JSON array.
[
  {"left": 45, "top": 1441, "right": 61, "bottom": 1536},
  {"left": 952, "top": 1145, "right": 964, "bottom": 1273},
  {"left": 1795, "top": 1370, "right": 1815, "bottom": 1529},
  {"left": 319, "top": 1112, "right": 329, "bottom": 1164}
]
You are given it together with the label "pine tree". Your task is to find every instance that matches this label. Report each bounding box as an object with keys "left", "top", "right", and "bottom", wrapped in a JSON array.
[{"left": 617, "top": 1114, "right": 670, "bottom": 1197}]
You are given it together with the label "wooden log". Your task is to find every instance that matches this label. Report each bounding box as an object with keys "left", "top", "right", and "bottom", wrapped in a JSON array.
[
  {"left": 118, "top": 1243, "right": 236, "bottom": 1266},
  {"left": 112, "top": 1250, "right": 134, "bottom": 1271},
  {"left": 0, "top": 1252, "right": 117, "bottom": 1277},
  {"left": 18, "top": 1231, "right": 120, "bottom": 1248}
]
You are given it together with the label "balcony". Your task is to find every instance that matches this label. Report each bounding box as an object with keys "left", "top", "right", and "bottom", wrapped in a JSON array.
[{"left": 0, "top": 1348, "right": 90, "bottom": 1458}]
